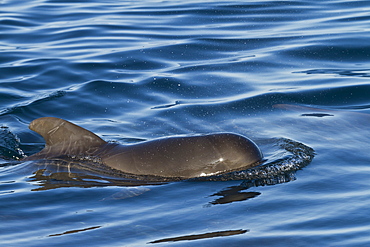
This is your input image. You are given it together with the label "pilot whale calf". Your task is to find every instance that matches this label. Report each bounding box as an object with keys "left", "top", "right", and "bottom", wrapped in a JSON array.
[{"left": 23, "top": 117, "right": 263, "bottom": 179}]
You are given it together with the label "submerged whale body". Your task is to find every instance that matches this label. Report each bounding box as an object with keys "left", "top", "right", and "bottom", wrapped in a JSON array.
[{"left": 23, "top": 117, "right": 263, "bottom": 179}]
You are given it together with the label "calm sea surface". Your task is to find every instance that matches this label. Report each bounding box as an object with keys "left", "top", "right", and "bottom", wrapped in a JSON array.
[{"left": 1, "top": 0, "right": 370, "bottom": 246}]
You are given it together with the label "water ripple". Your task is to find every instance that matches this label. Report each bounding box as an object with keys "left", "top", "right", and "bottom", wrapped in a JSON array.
[{"left": 1, "top": 0, "right": 370, "bottom": 246}]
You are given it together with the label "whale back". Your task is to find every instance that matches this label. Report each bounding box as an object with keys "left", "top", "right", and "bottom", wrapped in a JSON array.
[
  {"left": 102, "top": 133, "right": 263, "bottom": 178},
  {"left": 25, "top": 117, "right": 106, "bottom": 160}
]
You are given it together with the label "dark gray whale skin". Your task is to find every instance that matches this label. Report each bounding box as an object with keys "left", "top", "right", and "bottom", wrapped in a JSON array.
[{"left": 23, "top": 117, "right": 263, "bottom": 179}]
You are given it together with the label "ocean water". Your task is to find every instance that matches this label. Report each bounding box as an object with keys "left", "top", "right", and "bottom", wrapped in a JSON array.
[{"left": 1, "top": 0, "right": 370, "bottom": 246}]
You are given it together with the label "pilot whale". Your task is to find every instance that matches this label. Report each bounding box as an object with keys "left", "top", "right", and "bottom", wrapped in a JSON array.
[{"left": 23, "top": 117, "right": 263, "bottom": 179}]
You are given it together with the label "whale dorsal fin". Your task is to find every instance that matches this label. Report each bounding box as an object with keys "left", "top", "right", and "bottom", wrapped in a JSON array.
[{"left": 26, "top": 117, "right": 107, "bottom": 159}]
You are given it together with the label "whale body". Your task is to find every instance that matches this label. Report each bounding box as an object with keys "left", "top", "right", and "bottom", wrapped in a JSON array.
[{"left": 23, "top": 117, "right": 263, "bottom": 179}]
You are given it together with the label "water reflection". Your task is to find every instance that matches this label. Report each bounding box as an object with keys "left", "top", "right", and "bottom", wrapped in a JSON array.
[
  {"left": 48, "top": 226, "right": 101, "bottom": 237},
  {"left": 301, "top": 113, "right": 334, "bottom": 117},
  {"left": 149, "top": 229, "right": 248, "bottom": 244},
  {"left": 208, "top": 184, "right": 261, "bottom": 205},
  {"left": 28, "top": 168, "right": 164, "bottom": 191}
]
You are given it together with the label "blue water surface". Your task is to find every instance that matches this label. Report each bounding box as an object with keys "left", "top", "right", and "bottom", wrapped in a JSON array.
[{"left": 1, "top": 0, "right": 370, "bottom": 246}]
